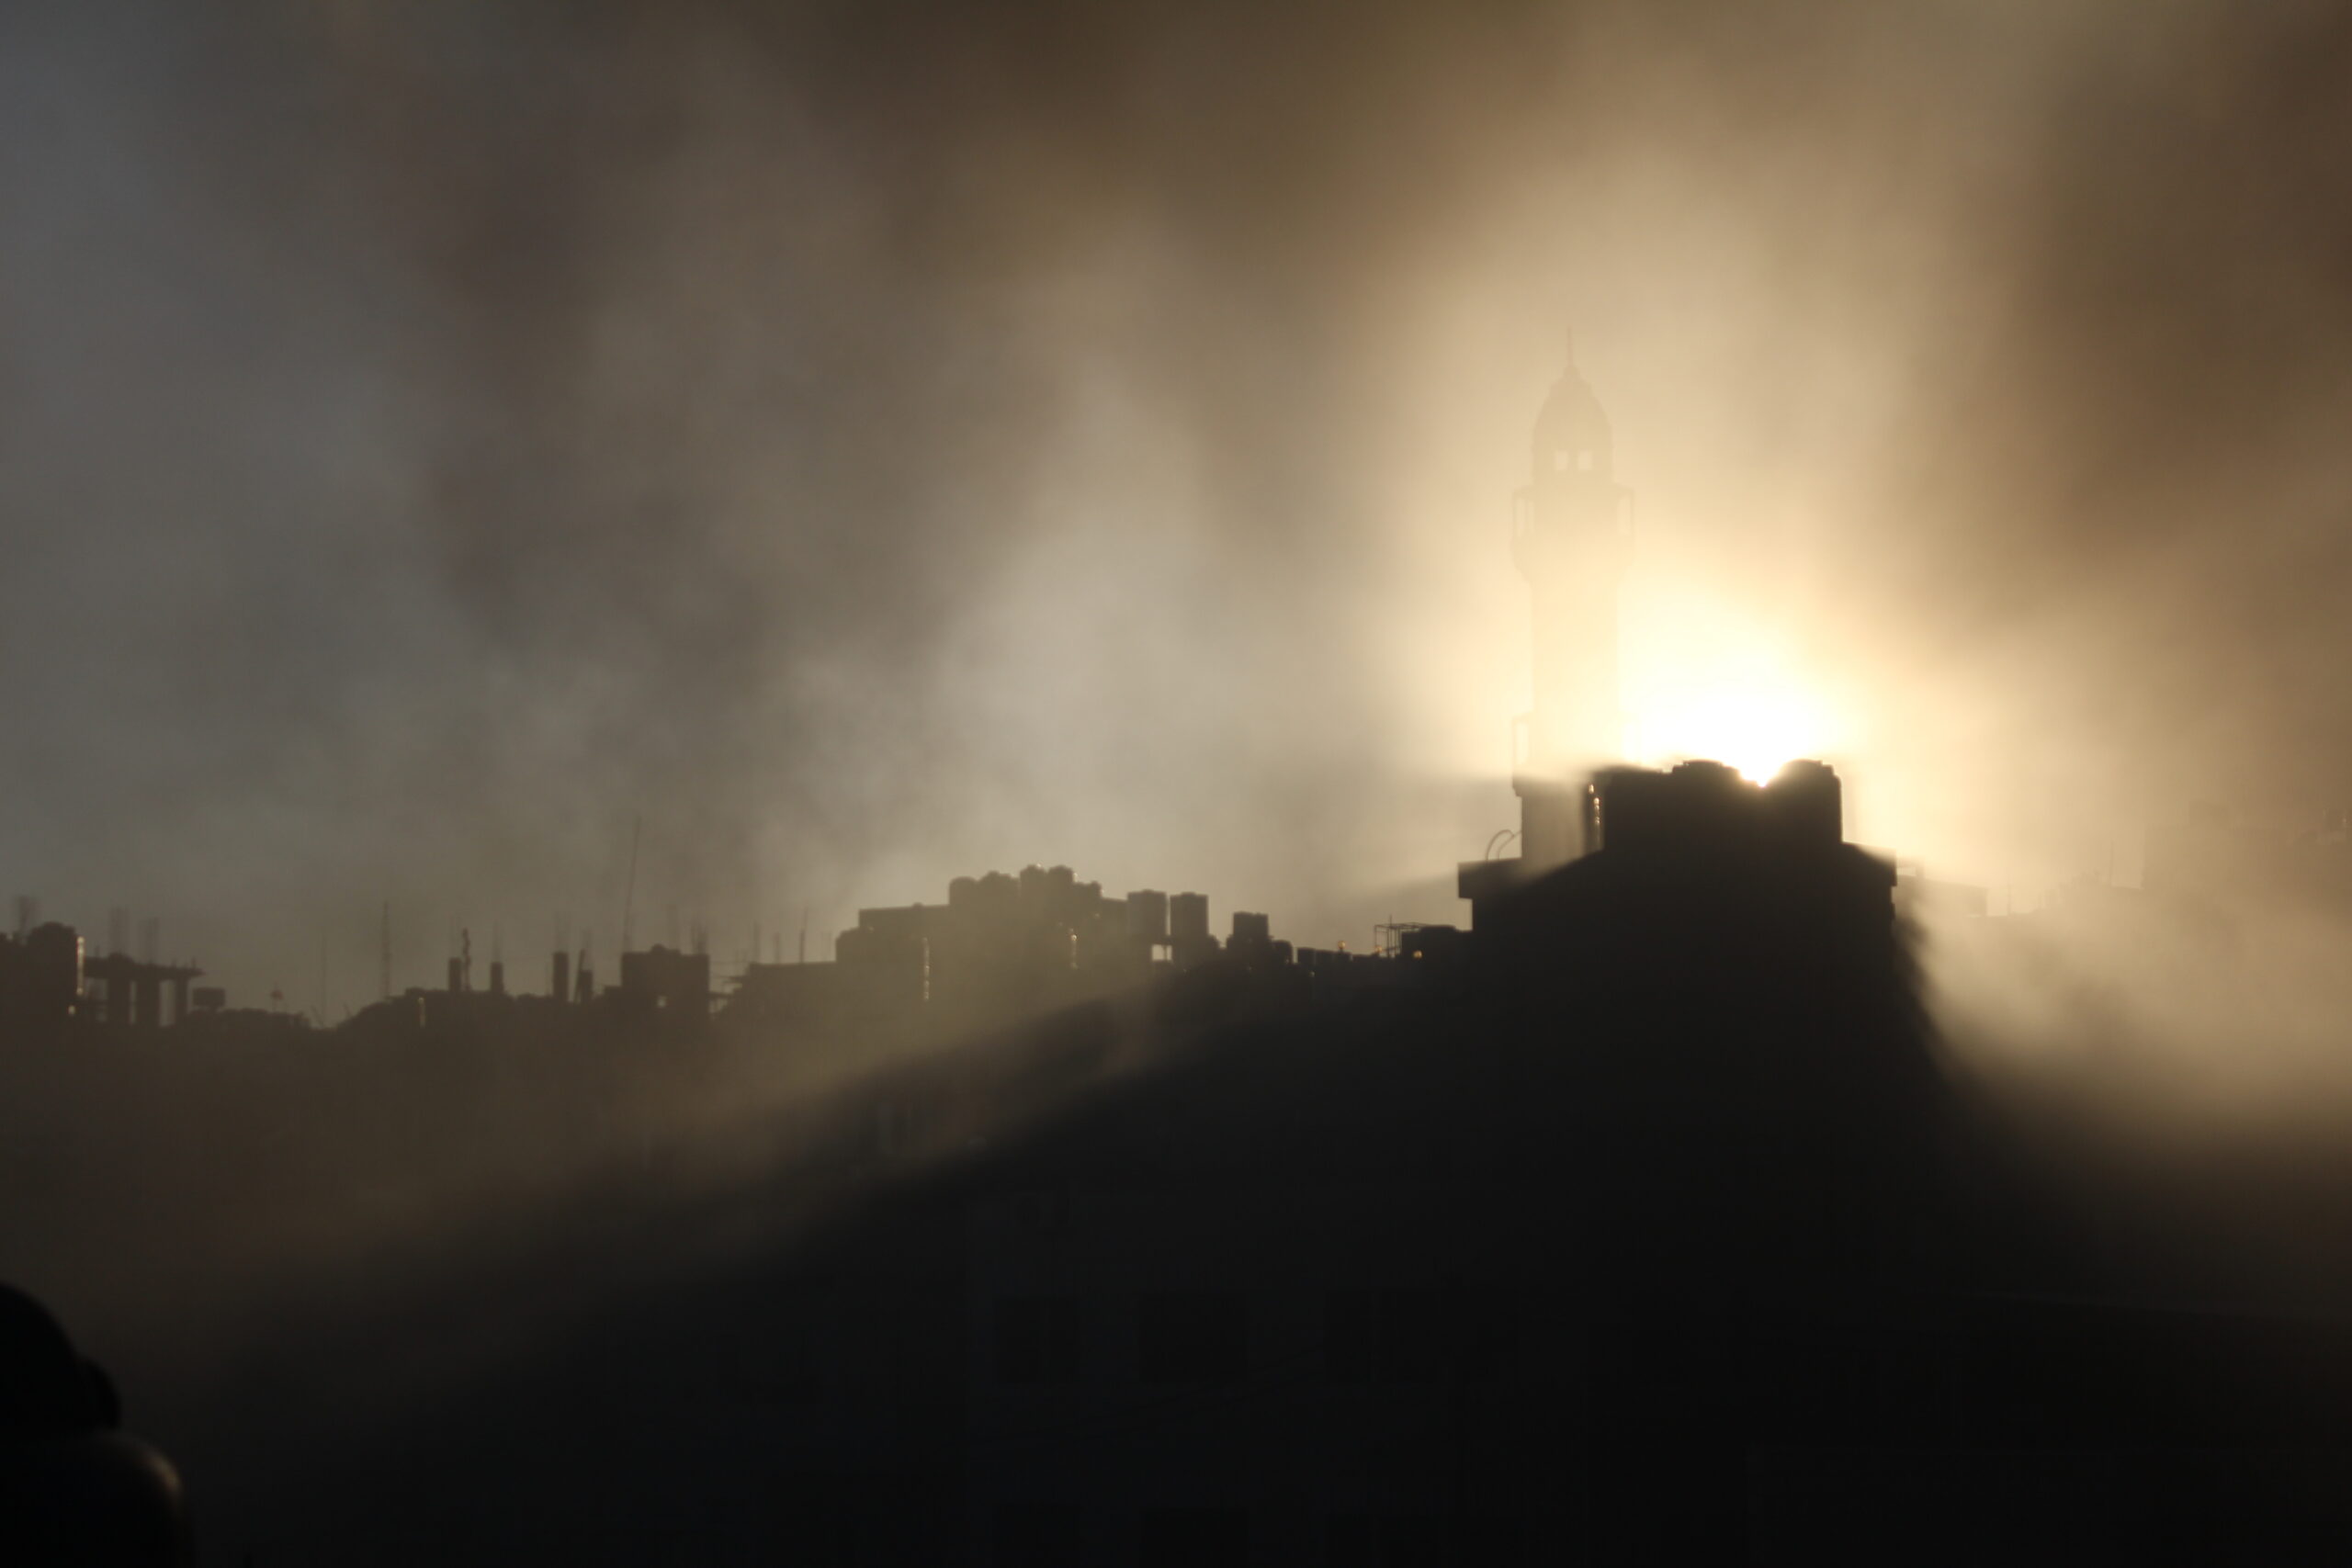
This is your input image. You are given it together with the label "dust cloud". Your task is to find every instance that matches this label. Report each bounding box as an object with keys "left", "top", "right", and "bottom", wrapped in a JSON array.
[{"left": 6, "top": 3, "right": 2352, "bottom": 1184}]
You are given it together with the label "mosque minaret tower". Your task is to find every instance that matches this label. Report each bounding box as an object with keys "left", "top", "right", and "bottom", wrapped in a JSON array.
[{"left": 1510, "top": 335, "right": 1634, "bottom": 872}]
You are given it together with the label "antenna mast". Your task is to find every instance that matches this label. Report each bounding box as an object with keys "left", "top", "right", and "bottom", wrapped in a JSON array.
[{"left": 620, "top": 814, "right": 641, "bottom": 955}]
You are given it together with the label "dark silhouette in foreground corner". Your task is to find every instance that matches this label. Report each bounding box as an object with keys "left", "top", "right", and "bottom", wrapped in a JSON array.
[{"left": 0, "top": 1284, "right": 187, "bottom": 1565}]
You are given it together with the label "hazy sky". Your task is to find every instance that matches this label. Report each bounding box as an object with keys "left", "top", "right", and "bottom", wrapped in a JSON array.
[{"left": 6, "top": 0, "right": 2350, "bottom": 1010}]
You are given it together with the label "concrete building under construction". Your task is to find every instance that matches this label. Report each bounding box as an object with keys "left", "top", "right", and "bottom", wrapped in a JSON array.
[{"left": 0, "top": 911, "right": 204, "bottom": 1030}]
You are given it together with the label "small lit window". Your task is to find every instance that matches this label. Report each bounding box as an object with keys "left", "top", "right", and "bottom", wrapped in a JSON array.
[{"left": 1577, "top": 449, "right": 1594, "bottom": 471}]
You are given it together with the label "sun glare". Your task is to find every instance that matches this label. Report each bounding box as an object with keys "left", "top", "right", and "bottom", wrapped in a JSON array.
[{"left": 1620, "top": 584, "right": 1845, "bottom": 784}]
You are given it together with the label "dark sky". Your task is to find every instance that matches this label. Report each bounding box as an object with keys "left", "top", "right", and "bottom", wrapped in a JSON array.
[{"left": 6, "top": 0, "right": 2351, "bottom": 1009}]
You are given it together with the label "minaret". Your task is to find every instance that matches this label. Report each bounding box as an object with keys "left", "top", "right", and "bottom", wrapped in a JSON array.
[{"left": 1512, "top": 335, "right": 1632, "bottom": 871}]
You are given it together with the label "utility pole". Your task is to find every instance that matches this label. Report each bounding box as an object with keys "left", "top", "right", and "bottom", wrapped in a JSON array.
[{"left": 620, "top": 814, "right": 641, "bottom": 956}]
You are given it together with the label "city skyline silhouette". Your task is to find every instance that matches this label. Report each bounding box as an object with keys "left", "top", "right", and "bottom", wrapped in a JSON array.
[{"left": 11, "top": 2, "right": 2352, "bottom": 1561}]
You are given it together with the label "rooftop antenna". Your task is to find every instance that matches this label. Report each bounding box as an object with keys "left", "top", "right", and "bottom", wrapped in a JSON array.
[
  {"left": 620, "top": 814, "right": 641, "bottom": 955},
  {"left": 798, "top": 908, "right": 808, "bottom": 965}
]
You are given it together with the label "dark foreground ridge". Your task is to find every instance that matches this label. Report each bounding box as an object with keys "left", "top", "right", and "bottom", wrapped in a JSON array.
[
  {"left": 11, "top": 759, "right": 2349, "bottom": 1562},
  {"left": 14, "top": 766, "right": 2352, "bottom": 1561}
]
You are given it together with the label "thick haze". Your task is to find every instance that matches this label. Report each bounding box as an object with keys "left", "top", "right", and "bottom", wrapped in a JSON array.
[{"left": 5, "top": 0, "right": 2351, "bottom": 1011}]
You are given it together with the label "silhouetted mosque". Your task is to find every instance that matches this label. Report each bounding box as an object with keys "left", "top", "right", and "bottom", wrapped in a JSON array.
[
  {"left": 93, "top": 362, "right": 2332, "bottom": 1564},
  {"left": 15, "top": 354, "right": 2352, "bottom": 1562}
]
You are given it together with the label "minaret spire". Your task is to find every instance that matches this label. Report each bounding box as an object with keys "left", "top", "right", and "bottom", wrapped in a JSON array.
[{"left": 1510, "top": 341, "right": 1632, "bottom": 871}]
